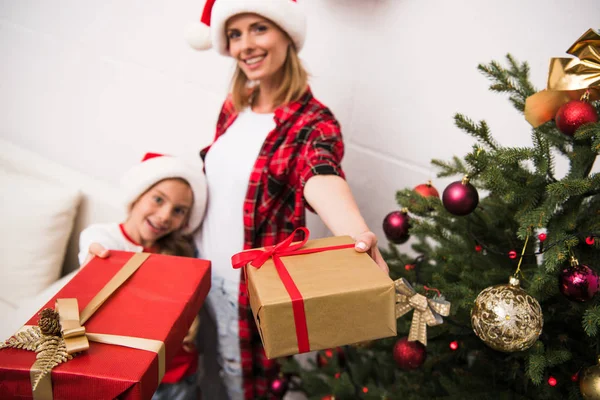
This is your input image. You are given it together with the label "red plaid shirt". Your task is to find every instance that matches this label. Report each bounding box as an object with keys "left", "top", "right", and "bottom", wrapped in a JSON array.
[{"left": 200, "top": 88, "right": 345, "bottom": 399}]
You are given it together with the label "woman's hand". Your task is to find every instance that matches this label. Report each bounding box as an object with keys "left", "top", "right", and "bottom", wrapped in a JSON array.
[
  {"left": 354, "top": 231, "right": 390, "bottom": 275},
  {"left": 82, "top": 243, "right": 110, "bottom": 266}
]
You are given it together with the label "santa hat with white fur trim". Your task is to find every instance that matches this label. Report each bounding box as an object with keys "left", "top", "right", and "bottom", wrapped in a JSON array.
[
  {"left": 121, "top": 153, "right": 207, "bottom": 235},
  {"left": 185, "top": 0, "right": 306, "bottom": 56}
]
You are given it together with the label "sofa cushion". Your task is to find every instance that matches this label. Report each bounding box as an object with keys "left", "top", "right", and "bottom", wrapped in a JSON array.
[{"left": 0, "top": 171, "right": 81, "bottom": 307}]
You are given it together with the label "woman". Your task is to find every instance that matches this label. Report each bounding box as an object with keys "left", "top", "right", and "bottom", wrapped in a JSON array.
[{"left": 187, "top": 1, "right": 389, "bottom": 399}]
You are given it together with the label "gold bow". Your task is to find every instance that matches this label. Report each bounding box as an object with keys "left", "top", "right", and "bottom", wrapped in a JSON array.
[
  {"left": 525, "top": 28, "right": 600, "bottom": 128},
  {"left": 55, "top": 299, "right": 88, "bottom": 354},
  {"left": 394, "top": 278, "right": 451, "bottom": 346}
]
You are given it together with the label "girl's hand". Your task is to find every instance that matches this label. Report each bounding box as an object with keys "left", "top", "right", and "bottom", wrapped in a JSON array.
[
  {"left": 82, "top": 243, "right": 110, "bottom": 266},
  {"left": 182, "top": 316, "right": 200, "bottom": 353},
  {"left": 354, "top": 231, "right": 390, "bottom": 275}
]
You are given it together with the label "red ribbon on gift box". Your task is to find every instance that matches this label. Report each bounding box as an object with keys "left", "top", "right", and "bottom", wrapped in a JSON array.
[{"left": 231, "top": 228, "right": 355, "bottom": 354}]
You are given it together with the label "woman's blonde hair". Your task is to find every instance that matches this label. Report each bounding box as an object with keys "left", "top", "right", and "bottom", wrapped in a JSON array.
[{"left": 230, "top": 41, "right": 308, "bottom": 111}]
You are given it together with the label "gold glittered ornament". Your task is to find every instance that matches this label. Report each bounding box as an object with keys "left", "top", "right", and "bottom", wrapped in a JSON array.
[
  {"left": 580, "top": 357, "right": 600, "bottom": 400},
  {"left": 471, "top": 277, "right": 543, "bottom": 352}
]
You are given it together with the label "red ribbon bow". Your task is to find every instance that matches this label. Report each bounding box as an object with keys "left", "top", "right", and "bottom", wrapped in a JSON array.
[{"left": 231, "top": 227, "right": 355, "bottom": 354}]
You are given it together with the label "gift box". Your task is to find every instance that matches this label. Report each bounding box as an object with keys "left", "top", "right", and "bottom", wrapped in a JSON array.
[
  {"left": 233, "top": 228, "right": 397, "bottom": 359},
  {"left": 0, "top": 251, "right": 211, "bottom": 400}
]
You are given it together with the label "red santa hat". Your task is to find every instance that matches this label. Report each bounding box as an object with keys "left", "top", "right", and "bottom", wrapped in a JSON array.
[
  {"left": 121, "top": 153, "right": 207, "bottom": 235},
  {"left": 185, "top": 0, "right": 307, "bottom": 55}
]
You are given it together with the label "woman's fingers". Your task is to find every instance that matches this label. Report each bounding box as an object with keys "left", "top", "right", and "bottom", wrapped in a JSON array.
[{"left": 353, "top": 231, "right": 390, "bottom": 275}]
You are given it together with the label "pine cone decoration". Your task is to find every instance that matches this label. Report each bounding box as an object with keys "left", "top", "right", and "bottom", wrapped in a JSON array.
[{"left": 38, "top": 308, "right": 61, "bottom": 336}]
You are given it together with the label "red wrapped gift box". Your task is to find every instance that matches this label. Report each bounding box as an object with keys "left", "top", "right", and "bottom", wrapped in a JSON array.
[{"left": 0, "top": 251, "right": 211, "bottom": 400}]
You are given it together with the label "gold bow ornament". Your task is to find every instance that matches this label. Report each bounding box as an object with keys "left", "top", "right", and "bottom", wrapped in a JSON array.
[
  {"left": 394, "top": 278, "right": 451, "bottom": 346},
  {"left": 525, "top": 28, "right": 600, "bottom": 128}
]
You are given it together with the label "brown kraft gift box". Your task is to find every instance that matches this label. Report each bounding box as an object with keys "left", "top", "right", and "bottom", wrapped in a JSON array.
[{"left": 242, "top": 234, "right": 397, "bottom": 359}]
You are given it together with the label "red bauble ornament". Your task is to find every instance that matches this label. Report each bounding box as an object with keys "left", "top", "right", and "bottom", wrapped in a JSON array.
[
  {"left": 449, "top": 341, "right": 459, "bottom": 351},
  {"left": 321, "top": 396, "right": 334, "bottom": 400},
  {"left": 475, "top": 245, "right": 483, "bottom": 252},
  {"left": 317, "top": 353, "right": 328, "bottom": 368},
  {"left": 586, "top": 236, "right": 596, "bottom": 245},
  {"left": 548, "top": 376, "right": 557, "bottom": 387},
  {"left": 414, "top": 181, "right": 440, "bottom": 198},
  {"left": 538, "top": 233, "right": 547, "bottom": 242},
  {"left": 383, "top": 209, "right": 411, "bottom": 244},
  {"left": 442, "top": 176, "right": 479, "bottom": 216},
  {"left": 393, "top": 337, "right": 426, "bottom": 370},
  {"left": 270, "top": 376, "right": 288, "bottom": 397},
  {"left": 508, "top": 250, "right": 518, "bottom": 259},
  {"left": 559, "top": 260, "right": 599, "bottom": 302},
  {"left": 317, "top": 347, "right": 345, "bottom": 368},
  {"left": 555, "top": 100, "right": 598, "bottom": 136},
  {"left": 405, "top": 264, "right": 415, "bottom": 271}
]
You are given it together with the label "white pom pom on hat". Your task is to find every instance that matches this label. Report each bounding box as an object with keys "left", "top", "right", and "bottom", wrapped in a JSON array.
[
  {"left": 185, "top": 0, "right": 215, "bottom": 50},
  {"left": 185, "top": 21, "right": 213, "bottom": 50},
  {"left": 186, "top": 0, "right": 306, "bottom": 56},
  {"left": 121, "top": 153, "right": 207, "bottom": 235}
]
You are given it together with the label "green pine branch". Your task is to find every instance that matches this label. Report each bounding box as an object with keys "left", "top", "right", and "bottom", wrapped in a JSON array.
[
  {"left": 454, "top": 115, "right": 499, "bottom": 151},
  {"left": 583, "top": 306, "right": 600, "bottom": 337}
]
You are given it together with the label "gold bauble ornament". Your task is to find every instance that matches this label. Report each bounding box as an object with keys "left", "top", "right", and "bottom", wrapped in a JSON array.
[
  {"left": 471, "top": 277, "right": 543, "bottom": 352},
  {"left": 580, "top": 357, "right": 600, "bottom": 399}
]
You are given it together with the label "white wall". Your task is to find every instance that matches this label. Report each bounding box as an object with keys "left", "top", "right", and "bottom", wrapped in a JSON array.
[{"left": 1, "top": 0, "right": 598, "bottom": 247}]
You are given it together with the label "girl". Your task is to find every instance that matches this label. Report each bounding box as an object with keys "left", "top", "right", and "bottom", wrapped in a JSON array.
[
  {"left": 186, "top": 1, "right": 389, "bottom": 399},
  {"left": 78, "top": 152, "right": 207, "bottom": 400}
]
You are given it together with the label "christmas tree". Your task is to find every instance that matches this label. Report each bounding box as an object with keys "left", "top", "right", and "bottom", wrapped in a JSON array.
[{"left": 282, "top": 29, "right": 600, "bottom": 400}]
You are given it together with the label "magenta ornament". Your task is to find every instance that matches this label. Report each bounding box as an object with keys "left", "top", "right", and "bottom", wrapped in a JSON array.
[
  {"left": 383, "top": 209, "right": 411, "bottom": 244},
  {"left": 442, "top": 176, "right": 479, "bottom": 216},
  {"left": 270, "top": 376, "right": 288, "bottom": 397},
  {"left": 559, "top": 262, "right": 599, "bottom": 302}
]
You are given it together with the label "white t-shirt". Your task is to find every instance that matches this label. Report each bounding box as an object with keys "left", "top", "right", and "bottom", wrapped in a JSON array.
[
  {"left": 196, "top": 108, "right": 276, "bottom": 285},
  {"left": 78, "top": 222, "right": 144, "bottom": 266}
]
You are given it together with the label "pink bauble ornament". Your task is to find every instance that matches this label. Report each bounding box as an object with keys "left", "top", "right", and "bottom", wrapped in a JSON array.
[
  {"left": 442, "top": 176, "right": 479, "bottom": 216},
  {"left": 559, "top": 260, "right": 599, "bottom": 302},
  {"left": 555, "top": 100, "right": 598, "bottom": 136},
  {"left": 383, "top": 209, "right": 411, "bottom": 244},
  {"left": 270, "top": 376, "right": 288, "bottom": 397}
]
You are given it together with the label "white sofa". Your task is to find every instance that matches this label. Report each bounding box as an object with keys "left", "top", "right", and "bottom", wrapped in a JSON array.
[{"left": 0, "top": 138, "right": 123, "bottom": 340}]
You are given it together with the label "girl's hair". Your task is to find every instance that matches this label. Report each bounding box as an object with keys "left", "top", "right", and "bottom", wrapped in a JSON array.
[
  {"left": 156, "top": 232, "right": 195, "bottom": 257},
  {"left": 132, "top": 178, "right": 196, "bottom": 258},
  {"left": 230, "top": 41, "right": 308, "bottom": 111}
]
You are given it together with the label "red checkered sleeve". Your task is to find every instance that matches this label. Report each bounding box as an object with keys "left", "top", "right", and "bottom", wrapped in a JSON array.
[
  {"left": 299, "top": 119, "right": 345, "bottom": 212},
  {"left": 299, "top": 119, "right": 345, "bottom": 186}
]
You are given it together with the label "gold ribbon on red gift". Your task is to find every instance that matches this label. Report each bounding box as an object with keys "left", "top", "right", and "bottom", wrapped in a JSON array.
[
  {"left": 525, "top": 28, "right": 600, "bottom": 128},
  {"left": 394, "top": 278, "right": 451, "bottom": 346},
  {"left": 19, "top": 252, "right": 166, "bottom": 400},
  {"left": 231, "top": 227, "right": 355, "bottom": 354}
]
